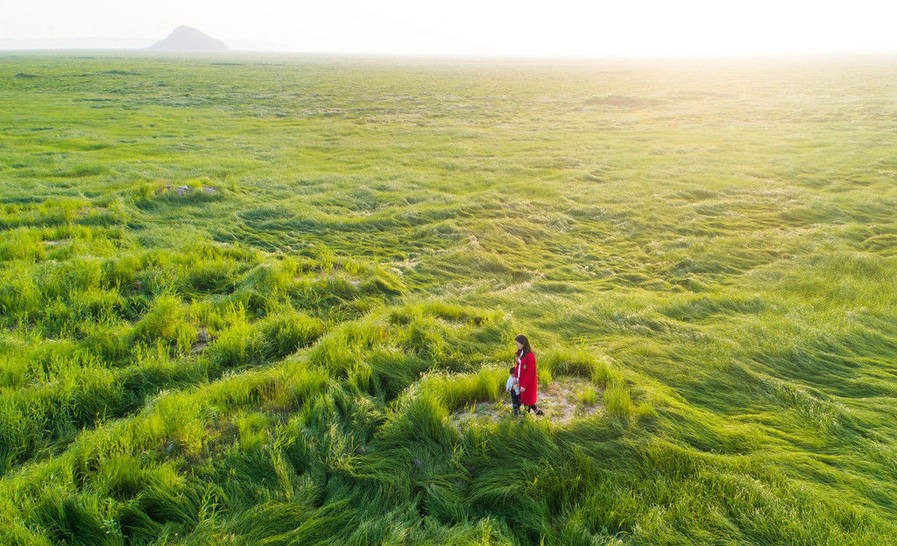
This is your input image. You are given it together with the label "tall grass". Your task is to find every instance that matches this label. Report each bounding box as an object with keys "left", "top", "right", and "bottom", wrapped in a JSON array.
[{"left": 1, "top": 53, "right": 896, "bottom": 544}]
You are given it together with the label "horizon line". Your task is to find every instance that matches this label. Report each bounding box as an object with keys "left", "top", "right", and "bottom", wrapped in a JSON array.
[{"left": 3, "top": 47, "right": 897, "bottom": 62}]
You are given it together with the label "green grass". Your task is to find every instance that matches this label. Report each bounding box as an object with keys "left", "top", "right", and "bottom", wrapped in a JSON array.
[{"left": 1, "top": 52, "right": 896, "bottom": 544}]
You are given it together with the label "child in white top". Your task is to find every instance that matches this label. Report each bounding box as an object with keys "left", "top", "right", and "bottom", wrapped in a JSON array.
[{"left": 506, "top": 366, "right": 521, "bottom": 415}]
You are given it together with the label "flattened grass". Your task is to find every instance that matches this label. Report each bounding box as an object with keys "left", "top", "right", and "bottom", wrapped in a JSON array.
[{"left": 1, "top": 53, "right": 897, "bottom": 544}]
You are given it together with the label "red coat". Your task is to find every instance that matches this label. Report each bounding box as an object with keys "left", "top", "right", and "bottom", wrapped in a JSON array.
[{"left": 515, "top": 351, "right": 538, "bottom": 405}]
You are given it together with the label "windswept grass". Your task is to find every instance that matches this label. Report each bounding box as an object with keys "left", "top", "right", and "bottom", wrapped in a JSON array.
[{"left": 1, "top": 53, "right": 896, "bottom": 544}]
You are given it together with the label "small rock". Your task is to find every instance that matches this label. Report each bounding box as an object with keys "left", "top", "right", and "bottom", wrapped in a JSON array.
[{"left": 164, "top": 184, "right": 190, "bottom": 195}]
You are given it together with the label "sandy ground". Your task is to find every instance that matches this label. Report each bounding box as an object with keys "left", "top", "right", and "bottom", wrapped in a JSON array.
[{"left": 449, "top": 376, "right": 603, "bottom": 427}]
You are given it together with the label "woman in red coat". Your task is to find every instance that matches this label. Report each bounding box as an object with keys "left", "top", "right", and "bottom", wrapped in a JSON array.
[{"left": 514, "top": 334, "right": 543, "bottom": 415}]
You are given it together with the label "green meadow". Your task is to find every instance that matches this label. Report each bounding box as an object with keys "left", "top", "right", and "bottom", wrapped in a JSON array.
[{"left": 1, "top": 52, "right": 896, "bottom": 545}]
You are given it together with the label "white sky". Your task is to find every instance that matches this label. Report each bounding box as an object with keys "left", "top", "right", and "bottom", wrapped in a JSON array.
[{"left": 1, "top": 0, "right": 897, "bottom": 56}]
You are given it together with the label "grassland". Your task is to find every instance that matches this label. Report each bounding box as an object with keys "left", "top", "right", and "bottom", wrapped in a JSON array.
[{"left": 1, "top": 52, "right": 896, "bottom": 545}]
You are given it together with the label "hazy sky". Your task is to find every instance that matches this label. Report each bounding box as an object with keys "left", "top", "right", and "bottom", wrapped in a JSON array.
[{"left": 2, "top": 0, "right": 896, "bottom": 56}]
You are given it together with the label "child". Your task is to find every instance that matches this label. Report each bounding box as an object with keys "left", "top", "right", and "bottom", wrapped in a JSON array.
[{"left": 506, "top": 365, "right": 521, "bottom": 416}]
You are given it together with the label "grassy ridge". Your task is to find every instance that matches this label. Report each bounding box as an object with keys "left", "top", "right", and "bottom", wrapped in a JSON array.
[{"left": 1, "top": 53, "right": 896, "bottom": 544}]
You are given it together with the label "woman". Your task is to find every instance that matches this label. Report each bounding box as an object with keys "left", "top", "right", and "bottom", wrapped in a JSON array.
[{"left": 514, "top": 334, "right": 543, "bottom": 415}]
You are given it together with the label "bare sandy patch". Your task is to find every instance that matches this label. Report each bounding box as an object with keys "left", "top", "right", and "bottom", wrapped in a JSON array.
[{"left": 449, "top": 376, "right": 603, "bottom": 427}]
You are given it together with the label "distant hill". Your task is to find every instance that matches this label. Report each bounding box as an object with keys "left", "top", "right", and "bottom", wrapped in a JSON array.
[{"left": 149, "top": 26, "right": 228, "bottom": 51}]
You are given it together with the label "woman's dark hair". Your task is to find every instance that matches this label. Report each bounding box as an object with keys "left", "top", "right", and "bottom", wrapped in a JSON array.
[{"left": 515, "top": 334, "right": 532, "bottom": 356}]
